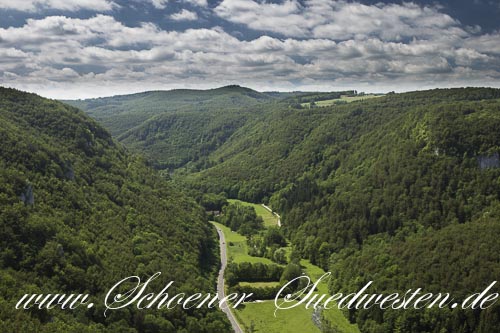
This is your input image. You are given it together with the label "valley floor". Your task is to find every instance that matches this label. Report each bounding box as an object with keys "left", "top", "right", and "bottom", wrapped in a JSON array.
[{"left": 212, "top": 201, "right": 359, "bottom": 333}]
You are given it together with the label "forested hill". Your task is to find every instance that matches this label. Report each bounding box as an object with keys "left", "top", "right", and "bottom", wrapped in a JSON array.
[
  {"left": 0, "top": 87, "right": 230, "bottom": 332},
  {"left": 64, "top": 85, "right": 276, "bottom": 170},
  {"left": 182, "top": 87, "right": 500, "bottom": 332},
  {"left": 188, "top": 88, "right": 500, "bottom": 202}
]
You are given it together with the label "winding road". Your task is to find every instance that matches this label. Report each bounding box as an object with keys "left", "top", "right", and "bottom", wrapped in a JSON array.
[{"left": 215, "top": 225, "right": 244, "bottom": 333}]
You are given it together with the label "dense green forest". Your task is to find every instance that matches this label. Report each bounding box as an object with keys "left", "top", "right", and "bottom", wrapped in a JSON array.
[
  {"left": 68, "top": 87, "right": 500, "bottom": 332},
  {"left": 64, "top": 86, "right": 365, "bottom": 171},
  {"left": 64, "top": 85, "right": 278, "bottom": 170},
  {"left": 0, "top": 87, "right": 230, "bottom": 332}
]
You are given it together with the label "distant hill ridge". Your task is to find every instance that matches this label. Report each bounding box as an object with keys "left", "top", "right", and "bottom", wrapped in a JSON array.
[
  {"left": 63, "top": 85, "right": 279, "bottom": 169},
  {"left": 64, "top": 85, "right": 271, "bottom": 104}
]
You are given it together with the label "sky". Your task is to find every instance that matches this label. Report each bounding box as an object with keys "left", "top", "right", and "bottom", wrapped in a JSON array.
[{"left": 1, "top": 0, "right": 500, "bottom": 99}]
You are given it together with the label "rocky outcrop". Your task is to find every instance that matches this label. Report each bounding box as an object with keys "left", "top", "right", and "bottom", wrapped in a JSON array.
[
  {"left": 20, "top": 183, "right": 34, "bottom": 205},
  {"left": 478, "top": 152, "right": 500, "bottom": 169}
]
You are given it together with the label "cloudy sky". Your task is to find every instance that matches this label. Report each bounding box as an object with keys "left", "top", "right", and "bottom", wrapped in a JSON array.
[{"left": 1, "top": 0, "right": 500, "bottom": 99}]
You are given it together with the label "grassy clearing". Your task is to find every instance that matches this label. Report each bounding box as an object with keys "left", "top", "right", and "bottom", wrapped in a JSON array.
[
  {"left": 211, "top": 221, "right": 273, "bottom": 264},
  {"left": 300, "top": 259, "right": 330, "bottom": 294},
  {"left": 228, "top": 199, "right": 279, "bottom": 227},
  {"left": 235, "top": 300, "right": 320, "bottom": 333},
  {"left": 235, "top": 270, "right": 359, "bottom": 333},
  {"left": 301, "top": 94, "right": 383, "bottom": 108},
  {"left": 236, "top": 297, "right": 358, "bottom": 333}
]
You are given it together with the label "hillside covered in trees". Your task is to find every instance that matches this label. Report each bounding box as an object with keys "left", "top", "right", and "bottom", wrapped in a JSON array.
[
  {"left": 65, "top": 86, "right": 362, "bottom": 171},
  {"left": 64, "top": 86, "right": 278, "bottom": 170},
  {"left": 0, "top": 87, "right": 230, "bottom": 332}
]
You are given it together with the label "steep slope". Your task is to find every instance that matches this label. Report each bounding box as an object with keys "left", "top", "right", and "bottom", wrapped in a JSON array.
[
  {"left": 116, "top": 104, "right": 259, "bottom": 170},
  {"left": 65, "top": 85, "right": 272, "bottom": 134},
  {"left": 184, "top": 88, "right": 500, "bottom": 332},
  {"left": 64, "top": 86, "right": 275, "bottom": 169},
  {"left": 0, "top": 87, "right": 229, "bottom": 332}
]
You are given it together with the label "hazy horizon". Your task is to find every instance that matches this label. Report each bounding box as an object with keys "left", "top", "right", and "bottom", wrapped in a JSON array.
[{"left": 4, "top": 83, "right": 500, "bottom": 101}]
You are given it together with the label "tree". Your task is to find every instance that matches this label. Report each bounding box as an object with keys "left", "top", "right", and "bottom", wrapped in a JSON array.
[
  {"left": 264, "top": 227, "right": 287, "bottom": 247},
  {"left": 273, "top": 248, "right": 287, "bottom": 264},
  {"left": 280, "top": 262, "right": 302, "bottom": 289}
]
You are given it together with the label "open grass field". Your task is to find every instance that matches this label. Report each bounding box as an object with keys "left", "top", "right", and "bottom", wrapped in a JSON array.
[
  {"left": 301, "top": 94, "right": 383, "bottom": 108},
  {"left": 322, "top": 307, "right": 361, "bottom": 333},
  {"left": 235, "top": 300, "right": 320, "bottom": 333},
  {"left": 211, "top": 221, "right": 274, "bottom": 264},
  {"left": 236, "top": 300, "right": 359, "bottom": 333},
  {"left": 300, "top": 259, "right": 330, "bottom": 294},
  {"left": 235, "top": 268, "right": 360, "bottom": 333},
  {"left": 228, "top": 199, "right": 279, "bottom": 227}
]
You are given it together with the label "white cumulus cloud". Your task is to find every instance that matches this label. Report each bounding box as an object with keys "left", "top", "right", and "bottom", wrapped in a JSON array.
[
  {"left": 184, "top": 0, "right": 207, "bottom": 7},
  {"left": 170, "top": 9, "right": 198, "bottom": 21},
  {"left": 150, "top": 0, "right": 168, "bottom": 9},
  {"left": 214, "top": 0, "right": 463, "bottom": 41}
]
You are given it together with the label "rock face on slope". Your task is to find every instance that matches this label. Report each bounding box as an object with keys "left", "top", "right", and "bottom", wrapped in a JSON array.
[{"left": 478, "top": 152, "right": 500, "bottom": 169}]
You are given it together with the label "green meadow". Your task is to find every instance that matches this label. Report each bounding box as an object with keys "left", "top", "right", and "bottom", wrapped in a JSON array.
[
  {"left": 234, "top": 258, "right": 359, "bottom": 333},
  {"left": 235, "top": 300, "right": 320, "bottom": 333},
  {"left": 215, "top": 200, "right": 359, "bottom": 333},
  {"left": 211, "top": 221, "right": 274, "bottom": 264},
  {"left": 301, "top": 94, "right": 382, "bottom": 108},
  {"left": 228, "top": 199, "right": 279, "bottom": 227}
]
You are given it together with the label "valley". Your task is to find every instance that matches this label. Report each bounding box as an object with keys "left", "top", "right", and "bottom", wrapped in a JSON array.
[
  {"left": 3, "top": 1, "right": 500, "bottom": 332},
  {"left": 2, "top": 85, "right": 500, "bottom": 332}
]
